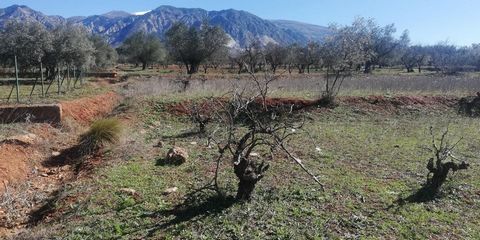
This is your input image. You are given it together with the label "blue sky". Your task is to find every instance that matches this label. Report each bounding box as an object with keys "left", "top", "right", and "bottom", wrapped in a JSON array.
[{"left": 1, "top": 0, "right": 479, "bottom": 46}]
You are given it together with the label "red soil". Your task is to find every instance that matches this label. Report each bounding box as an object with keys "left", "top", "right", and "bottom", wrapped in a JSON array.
[
  {"left": 0, "top": 144, "right": 34, "bottom": 191},
  {"left": 0, "top": 92, "right": 122, "bottom": 192},
  {"left": 60, "top": 91, "right": 122, "bottom": 125},
  {"left": 339, "top": 95, "right": 458, "bottom": 114}
]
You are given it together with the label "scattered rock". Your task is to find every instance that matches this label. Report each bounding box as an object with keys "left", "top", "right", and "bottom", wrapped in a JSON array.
[
  {"left": 163, "top": 187, "right": 178, "bottom": 195},
  {"left": 51, "top": 151, "right": 61, "bottom": 157},
  {"left": 40, "top": 173, "right": 48, "bottom": 177},
  {"left": 1, "top": 133, "right": 39, "bottom": 146},
  {"left": 119, "top": 188, "right": 142, "bottom": 200},
  {"left": 166, "top": 147, "right": 188, "bottom": 164}
]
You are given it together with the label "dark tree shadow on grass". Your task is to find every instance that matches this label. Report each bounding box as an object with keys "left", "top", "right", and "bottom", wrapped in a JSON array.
[
  {"left": 156, "top": 157, "right": 184, "bottom": 166},
  {"left": 140, "top": 195, "right": 236, "bottom": 238},
  {"left": 397, "top": 186, "right": 440, "bottom": 204},
  {"left": 386, "top": 185, "right": 451, "bottom": 212}
]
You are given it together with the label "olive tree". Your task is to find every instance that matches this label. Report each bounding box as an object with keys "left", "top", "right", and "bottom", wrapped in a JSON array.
[
  {"left": 91, "top": 35, "right": 118, "bottom": 70},
  {"left": 166, "top": 22, "right": 228, "bottom": 74},
  {"left": 40, "top": 24, "right": 95, "bottom": 84},
  {"left": 119, "top": 31, "right": 165, "bottom": 70},
  {"left": 0, "top": 21, "right": 52, "bottom": 72}
]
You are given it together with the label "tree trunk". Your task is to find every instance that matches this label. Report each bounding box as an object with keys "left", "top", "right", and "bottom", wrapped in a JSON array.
[
  {"left": 142, "top": 62, "right": 147, "bottom": 70},
  {"left": 236, "top": 179, "right": 257, "bottom": 200},
  {"left": 234, "top": 159, "right": 261, "bottom": 201},
  {"left": 187, "top": 64, "right": 199, "bottom": 74},
  {"left": 426, "top": 161, "right": 469, "bottom": 195},
  {"left": 364, "top": 61, "right": 372, "bottom": 74}
]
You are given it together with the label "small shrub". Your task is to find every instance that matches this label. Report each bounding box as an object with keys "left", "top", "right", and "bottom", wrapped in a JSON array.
[{"left": 79, "top": 118, "right": 122, "bottom": 154}]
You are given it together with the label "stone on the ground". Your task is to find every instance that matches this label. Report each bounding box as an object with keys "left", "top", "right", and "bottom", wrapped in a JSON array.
[
  {"left": 163, "top": 187, "right": 178, "bottom": 195},
  {"left": 119, "top": 188, "right": 142, "bottom": 200},
  {"left": 166, "top": 147, "right": 188, "bottom": 164},
  {"left": 51, "top": 151, "right": 61, "bottom": 157}
]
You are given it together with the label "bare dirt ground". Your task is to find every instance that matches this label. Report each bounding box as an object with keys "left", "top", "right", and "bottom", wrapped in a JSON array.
[{"left": 0, "top": 91, "right": 122, "bottom": 234}]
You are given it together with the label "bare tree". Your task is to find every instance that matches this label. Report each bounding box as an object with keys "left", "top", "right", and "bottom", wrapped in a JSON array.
[
  {"left": 242, "top": 40, "right": 264, "bottom": 73},
  {"left": 320, "top": 22, "right": 368, "bottom": 103},
  {"left": 264, "top": 43, "right": 287, "bottom": 73},
  {"left": 191, "top": 70, "right": 323, "bottom": 201},
  {"left": 359, "top": 18, "right": 403, "bottom": 73},
  {"left": 421, "top": 127, "right": 470, "bottom": 197}
]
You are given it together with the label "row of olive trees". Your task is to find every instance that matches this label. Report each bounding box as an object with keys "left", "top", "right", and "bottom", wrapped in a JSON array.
[
  {"left": 0, "top": 21, "right": 118, "bottom": 81},
  {"left": 117, "top": 22, "right": 229, "bottom": 74}
]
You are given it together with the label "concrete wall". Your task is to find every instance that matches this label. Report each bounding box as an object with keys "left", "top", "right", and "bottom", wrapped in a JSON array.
[{"left": 0, "top": 104, "right": 62, "bottom": 125}]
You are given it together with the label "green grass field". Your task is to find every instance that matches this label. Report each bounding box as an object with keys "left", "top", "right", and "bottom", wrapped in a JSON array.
[
  {"left": 0, "top": 78, "right": 112, "bottom": 105},
  {"left": 23, "top": 93, "right": 479, "bottom": 239}
]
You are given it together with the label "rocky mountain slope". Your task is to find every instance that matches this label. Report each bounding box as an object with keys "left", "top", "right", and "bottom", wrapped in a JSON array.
[{"left": 0, "top": 4, "right": 330, "bottom": 47}]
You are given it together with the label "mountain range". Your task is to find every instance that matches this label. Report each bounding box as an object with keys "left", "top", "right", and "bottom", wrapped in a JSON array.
[{"left": 0, "top": 4, "right": 330, "bottom": 47}]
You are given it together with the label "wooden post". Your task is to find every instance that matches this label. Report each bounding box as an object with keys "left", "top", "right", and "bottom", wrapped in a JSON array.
[
  {"left": 73, "top": 66, "right": 77, "bottom": 88},
  {"left": 40, "top": 62, "right": 44, "bottom": 97},
  {"left": 14, "top": 55, "right": 20, "bottom": 103},
  {"left": 66, "top": 65, "right": 70, "bottom": 92},
  {"left": 57, "top": 66, "right": 61, "bottom": 95}
]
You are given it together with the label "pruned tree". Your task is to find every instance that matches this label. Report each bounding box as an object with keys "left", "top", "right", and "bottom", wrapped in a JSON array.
[
  {"left": 421, "top": 127, "right": 470, "bottom": 197},
  {"left": 119, "top": 31, "right": 165, "bottom": 70},
  {"left": 166, "top": 22, "right": 229, "bottom": 74},
  {"left": 190, "top": 69, "right": 323, "bottom": 201}
]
